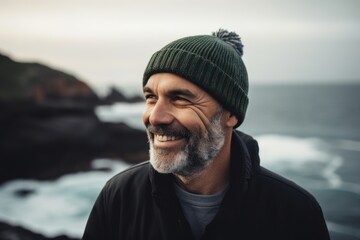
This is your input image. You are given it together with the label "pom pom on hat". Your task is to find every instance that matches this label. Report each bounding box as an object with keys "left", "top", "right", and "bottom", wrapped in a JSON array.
[{"left": 212, "top": 28, "right": 244, "bottom": 57}]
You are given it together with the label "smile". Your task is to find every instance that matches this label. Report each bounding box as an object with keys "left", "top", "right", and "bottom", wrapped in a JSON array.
[{"left": 155, "top": 134, "right": 182, "bottom": 142}]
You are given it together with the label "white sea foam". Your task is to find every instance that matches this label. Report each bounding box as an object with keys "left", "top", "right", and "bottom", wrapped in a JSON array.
[
  {"left": 95, "top": 102, "right": 145, "bottom": 130},
  {"left": 256, "top": 134, "right": 343, "bottom": 189},
  {"left": 0, "top": 159, "right": 130, "bottom": 238}
]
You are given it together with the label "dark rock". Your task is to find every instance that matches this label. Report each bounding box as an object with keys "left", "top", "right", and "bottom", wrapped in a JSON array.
[
  {"left": 0, "top": 53, "right": 99, "bottom": 104},
  {"left": 0, "top": 100, "right": 149, "bottom": 184},
  {"left": 0, "top": 52, "right": 143, "bottom": 105},
  {"left": 101, "top": 87, "right": 127, "bottom": 103},
  {"left": 0, "top": 53, "right": 149, "bottom": 184},
  {"left": 0, "top": 221, "right": 79, "bottom": 240},
  {"left": 14, "top": 188, "right": 36, "bottom": 198},
  {"left": 100, "top": 86, "right": 143, "bottom": 104}
]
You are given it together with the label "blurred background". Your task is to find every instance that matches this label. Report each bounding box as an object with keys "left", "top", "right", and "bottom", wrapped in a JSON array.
[{"left": 0, "top": 0, "right": 359, "bottom": 239}]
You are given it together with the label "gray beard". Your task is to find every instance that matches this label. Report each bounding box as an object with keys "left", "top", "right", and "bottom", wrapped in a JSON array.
[{"left": 148, "top": 109, "right": 225, "bottom": 176}]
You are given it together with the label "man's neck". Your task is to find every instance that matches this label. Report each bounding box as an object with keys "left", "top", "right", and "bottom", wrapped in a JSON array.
[
  {"left": 174, "top": 127, "right": 234, "bottom": 195},
  {"left": 174, "top": 145, "right": 231, "bottom": 195}
]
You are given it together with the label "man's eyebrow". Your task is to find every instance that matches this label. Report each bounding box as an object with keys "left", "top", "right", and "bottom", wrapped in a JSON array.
[
  {"left": 143, "top": 87, "right": 197, "bottom": 99},
  {"left": 168, "top": 89, "right": 197, "bottom": 99},
  {"left": 143, "top": 86, "right": 153, "bottom": 94}
]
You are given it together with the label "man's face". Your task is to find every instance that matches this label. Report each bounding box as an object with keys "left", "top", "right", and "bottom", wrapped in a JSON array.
[{"left": 142, "top": 73, "right": 226, "bottom": 176}]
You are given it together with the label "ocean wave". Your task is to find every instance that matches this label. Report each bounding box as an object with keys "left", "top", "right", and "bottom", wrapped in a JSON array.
[
  {"left": 0, "top": 159, "right": 130, "bottom": 238},
  {"left": 95, "top": 102, "right": 145, "bottom": 130},
  {"left": 256, "top": 134, "right": 344, "bottom": 189},
  {"left": 327, "top": 221, "right": 360, "bottom": 239},
  {"left": 334, "top": 139, "right": 360, "bottom": 152}
]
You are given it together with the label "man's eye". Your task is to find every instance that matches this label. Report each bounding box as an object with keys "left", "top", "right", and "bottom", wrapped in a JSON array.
[
  {"left": 172, "top": 96, "right": 189, "bottom": 103},
  {"left": 173, "top": 96, "right": 182, "bottom": 100},
  {"left": 144, "top": 95, "right": 157, "bottom": 101}
]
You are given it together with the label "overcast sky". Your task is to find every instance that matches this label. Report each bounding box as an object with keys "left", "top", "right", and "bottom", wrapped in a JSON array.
[{"left": 1, "top": 0, "right": 359, "bottom": 95}]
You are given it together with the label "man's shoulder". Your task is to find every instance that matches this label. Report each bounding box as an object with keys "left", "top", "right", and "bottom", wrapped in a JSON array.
[
  {"left": 252, "top": 166, "right": 323, "bottom": 212},
  {"left": 246, "top": 167, "right": 329, "bottom": 239},
  {"left": 106, "top": 161, "right": 151, "bottom": 190}
]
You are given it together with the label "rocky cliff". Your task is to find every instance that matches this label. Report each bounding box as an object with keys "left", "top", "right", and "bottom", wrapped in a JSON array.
[
  {"left": 0, "top": 53, "right": 148, "bottom": 183},
  {"left": 0, "top": 54, "right": 98, "bottom": 104}
]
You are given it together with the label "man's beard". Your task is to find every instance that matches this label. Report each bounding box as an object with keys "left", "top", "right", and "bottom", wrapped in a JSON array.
[{"left": 146, "top": 109, "right": 225, "bottom": 176}]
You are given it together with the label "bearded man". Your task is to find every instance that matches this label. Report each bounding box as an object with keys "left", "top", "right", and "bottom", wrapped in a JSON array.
[{"left": 82, "top": 29, "right": 330, "bottom": 240}]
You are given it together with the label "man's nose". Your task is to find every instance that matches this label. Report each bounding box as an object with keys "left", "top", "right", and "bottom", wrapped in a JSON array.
[{"left": 148, "top": 99, "right": 174, "bottom": 126}]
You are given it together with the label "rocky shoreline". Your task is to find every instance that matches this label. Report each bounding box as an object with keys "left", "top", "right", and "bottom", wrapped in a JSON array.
[
  {"left": 0, "top": 99, "right": 149, "bottom": 184},
  {"left": 0, "top": 100, "right": 149, "bottom": 240},
  {"left": 0, "top": 53, "right": 148, "bottom": 239}
]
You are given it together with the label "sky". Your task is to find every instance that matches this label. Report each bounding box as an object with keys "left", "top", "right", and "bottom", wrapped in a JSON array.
[{"left": 0, "top": 0, "right": 359, "bottom": 95}]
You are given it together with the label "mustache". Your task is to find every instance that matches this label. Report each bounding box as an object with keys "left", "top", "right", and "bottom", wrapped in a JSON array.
[{"left": 146, "top": 124, "right": 191, "bottom": 138}]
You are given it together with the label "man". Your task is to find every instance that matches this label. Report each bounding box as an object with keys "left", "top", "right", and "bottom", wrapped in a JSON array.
[{"left": 82, "top": 29, "right": 330, "bottom": 240}]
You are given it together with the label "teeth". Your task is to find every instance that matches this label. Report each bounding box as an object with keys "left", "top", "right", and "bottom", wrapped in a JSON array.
[{"left": 156, "top": 135, "right": 180, "bottom": 142}]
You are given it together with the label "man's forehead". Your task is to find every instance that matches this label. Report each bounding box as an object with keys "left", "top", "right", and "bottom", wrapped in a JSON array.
[{"left": 144, "top": 73, "right": 203, "bottom": 94}]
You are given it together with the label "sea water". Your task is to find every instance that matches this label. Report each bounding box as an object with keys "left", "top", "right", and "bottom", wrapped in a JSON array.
[
  {"left": 0, "top": 84, "right": 359, "bottom": 240},
  {"left": 0, "top": 160, "right": 130, "bottom": 237}
]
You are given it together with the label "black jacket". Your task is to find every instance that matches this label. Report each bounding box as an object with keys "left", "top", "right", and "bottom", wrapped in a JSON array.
[{"left": 82, "top": 131, "right": 330, "bottom": 240}]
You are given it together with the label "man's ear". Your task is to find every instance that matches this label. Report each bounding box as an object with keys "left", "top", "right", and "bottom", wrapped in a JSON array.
[{"left": 223, "top": 110, "right": 238, "bottom": 128}]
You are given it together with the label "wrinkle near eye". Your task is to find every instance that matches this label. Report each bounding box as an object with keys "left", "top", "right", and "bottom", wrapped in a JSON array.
[{"left": 186, "top": 105, "right": 214, "bottom": 127}]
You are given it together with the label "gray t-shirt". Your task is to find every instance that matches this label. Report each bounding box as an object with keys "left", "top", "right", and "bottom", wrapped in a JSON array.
[{"left": 174, "top": 183, "right": 228, "bottom": 240}]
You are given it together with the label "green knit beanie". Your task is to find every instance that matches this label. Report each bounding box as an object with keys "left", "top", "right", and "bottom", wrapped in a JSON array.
[{"left": 143, "top": 29, "right": 248, "bottom": 128}]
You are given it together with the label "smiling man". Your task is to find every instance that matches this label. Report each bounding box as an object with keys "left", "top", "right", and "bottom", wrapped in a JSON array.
[{"left": 82, "top": 29, "right": 330, "bottom": 240}]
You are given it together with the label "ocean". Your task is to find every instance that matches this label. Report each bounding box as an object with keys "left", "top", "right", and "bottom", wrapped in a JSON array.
[{"left": 0, "top": 84, "right": 359, "bottom": 239}]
